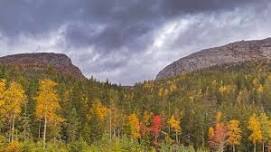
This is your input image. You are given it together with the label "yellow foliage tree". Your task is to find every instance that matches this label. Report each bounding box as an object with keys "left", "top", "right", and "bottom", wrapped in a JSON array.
[
  {"left": 2, "top": 81, "right": 26, "bottom": 142},
  {"left": 216, "top": 112, "right": 223, "bottom": 122},
  {"left": 143, "top": 111, "right": 152, "bottom": 126},
  {"left": 0, "top": 79, "right": 6, "bottom": 107},
  {"left": 127, "top": 113, "right": 140, "bottom": 140},
  {"left": 248, "top": 114, "right": 262, "bottom": 152},
  {"left": 168, "top": 115, "right": 181, "bottom": 143},
  {"left": 208, "top": 127, "right": 215, "bottom": 139},
  {"left": 227, "top": 120, "right": 242, "bottom": 152},
  {"left": 35, "top": 79, "right": 63, "bottom": 148},
  {"left": 91, "top": 99, "right": 108, "bottom": 121},
  {"left": 218, "top": 85, "right": 231, "bottom": 95},
  {"left": 258, "top": 113, "right": 271, "bottom": 152}
]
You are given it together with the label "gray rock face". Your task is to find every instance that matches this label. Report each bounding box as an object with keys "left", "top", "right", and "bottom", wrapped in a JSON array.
[
  {"left": 0, "top": 53, "right": 86, "bottom": 79},
  {"left": 156, "top": 38, "right": 271, "bottom": 79}
]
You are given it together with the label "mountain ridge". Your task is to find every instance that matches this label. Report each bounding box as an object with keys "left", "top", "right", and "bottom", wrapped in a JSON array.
[
  {"left": 156, "top": 37, "right": 271, "bottom": 79},
  {"left": 0, "top": 52, "right": 86, "bottom": 79}
]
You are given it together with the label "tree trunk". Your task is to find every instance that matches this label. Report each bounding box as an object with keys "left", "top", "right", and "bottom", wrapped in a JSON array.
[
  {"left": 263, "top": 142, "right": 265, "bottom": 152},
  {"left": 254, "top": 144, "right": 257, "bottom": 152},
  {"left": 175, "top": 131, "right": 178, "bottom": 144},
  {"left": 109, "top": 103, "right": 112, "bottom": 141},
  {"left": 8, "top": 118, "right": 12, "bottom": 143},
  {"left": 11, "top": 114, "right": 15, "bottom": 142},
  {"left": 201, "top": 128, "right": 205, "bottom": 147},
  {"left": 219, "top": 144, "right": 224, "bottom": 152},
  {"left": 23, "top": 101, "right": 29, "bottom": 141},
  {"left": 232, "top": 145, "right": 235, "bottom": 152},
  {"left": 38, "top": 121, "right": 41, "bottom": 139},
  {"left": 43, "top": 116, "right": 47, "bottom": 149},
  {"left": 168, "top": 100, "right": 171, "bottom": 133},
  {"left": 113, "top": 129, "right": 115, "bottom": 138},
  {"left": 53, "top": 122, "right": 56, "bottom": 145}
]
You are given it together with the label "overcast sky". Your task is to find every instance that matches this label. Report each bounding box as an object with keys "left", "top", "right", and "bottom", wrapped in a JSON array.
[{"left": 0, "top": 0, "right": 271, "bottom": 85}]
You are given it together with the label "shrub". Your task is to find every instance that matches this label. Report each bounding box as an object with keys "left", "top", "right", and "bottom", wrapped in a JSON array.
[
  {"left": 68, "top": 139, "right": 91, "bottom": 152},
  {"left": 2, "top": 141, "right": 22, "bottom": 152}
]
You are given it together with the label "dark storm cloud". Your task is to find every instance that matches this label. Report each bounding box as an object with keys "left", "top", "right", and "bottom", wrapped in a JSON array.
[
  {"left": 64, "top": 22, "right": 152, "bottom": 53},
  {"left": 0, "top": 0, "right": 270, "bottom": 84},
  {"left": 0, "top": 0, "right": 263, "bottom": 48},
  {"left": 161, "top": 0, "right": 260, "bottom": 14}
]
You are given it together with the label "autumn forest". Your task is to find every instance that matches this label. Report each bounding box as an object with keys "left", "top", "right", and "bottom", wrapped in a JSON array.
[{"left": 0, "top": 61, "right": 271, "bottom": 152}]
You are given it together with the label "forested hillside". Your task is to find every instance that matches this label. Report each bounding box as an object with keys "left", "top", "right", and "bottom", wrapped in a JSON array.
[{"left": 1, "top": 61, "right": 271, "bottom": 151}]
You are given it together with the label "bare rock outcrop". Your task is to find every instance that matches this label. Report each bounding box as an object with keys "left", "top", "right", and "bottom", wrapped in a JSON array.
[
  {"left": 156, "top": 38, "right": 271, "bottom": 79},
  {"left": 0, "top": 53, "right": 86, "bottom": 79}
]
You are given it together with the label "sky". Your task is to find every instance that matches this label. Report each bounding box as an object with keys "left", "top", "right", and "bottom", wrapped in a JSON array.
[{"left": 0, "top": 0, "right": 271, "bottom": 85}]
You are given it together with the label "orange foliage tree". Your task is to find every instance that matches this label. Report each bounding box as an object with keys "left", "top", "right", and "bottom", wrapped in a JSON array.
[
  {"left": 151, "top": 115, "right": 162, "bottom": 145},
  {"left": 208, "top": 112, "right": 227, "bottom": 152}
]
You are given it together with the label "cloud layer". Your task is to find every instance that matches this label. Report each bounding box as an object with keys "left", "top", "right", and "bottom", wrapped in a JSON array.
[{"left": 0, "top": 0, "right": 271, "bottom": 85}]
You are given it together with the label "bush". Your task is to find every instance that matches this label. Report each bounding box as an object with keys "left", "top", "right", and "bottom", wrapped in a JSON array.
[
  {"left": 68, "top": 139, "right": 91, "bottom": 152},
  {"left": 2, "top": 141, "right": 22, "bottom": 152},
  {"left": 21, "top": 141, "right": 68, "bottom": 152},
  {"left": 160, "top": 143, "right": 208, "bottom": 152},
  {"left": 88, "top": 135, "right": 147, "bottom": 152}
]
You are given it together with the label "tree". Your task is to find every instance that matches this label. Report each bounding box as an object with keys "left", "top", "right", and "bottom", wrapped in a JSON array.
[
  {"left": 127, "top": 113, "right": 140, "bottom": 140},
  {"left": 108, "top": 89, "right": 120, "bottom": 141},
  {"left": 151, "top": 115, "right": 162, "bottom": 144},
  {"left": 0, "top": 79, "right": 6, "bottom": 107},
  {"left": 0, "top": 79, "right": 7, "bottom": 128},
  {"left": 258, "top": 113, "right": 271, "bottom": 152},
  {"left": 66, "top": 107, "right": 80, "bottom": 143},
  {"left": 90, "top": 99, "right": 108, "bottom": 122},
  {"left": 248, "top": 114, "right": 262, "bottom": 152},
  {"left": 208, "top": 123, "right": 227, "bottom": 152},
  {"left": 168, "top": 115, "right": 181, "bottom": 143},
  {"left": 35, "top": 79, "right": 63, "bottom": 149},
  {"left": 4, "top": 141, "right": 22, "bottom": 152},
  {"left": 227, "top": 120, "right": 241, "bottom": 152},
  {"left": 2, "top": 81, "right": 26, "bottom": 142},
  {"left": 87, "top": 99, "right": 109, "bottom": 142},
  {"left": 140, "top": 111, "right": 152, "bottom": 139},
  {"left": 208, "top": 112, "right": 227, "bottom": 152}
]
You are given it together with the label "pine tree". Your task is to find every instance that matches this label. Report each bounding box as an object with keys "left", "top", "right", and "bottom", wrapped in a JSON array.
[{"left": 66, "top": 107, "right": 80, "bottom": 143}]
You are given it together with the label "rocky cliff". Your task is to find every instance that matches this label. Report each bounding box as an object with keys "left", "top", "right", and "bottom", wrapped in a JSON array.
[
  {"left": 0, "top": 53, "right": 86, "bottom": 79},
  {"left": 156, "top": 37, "right": 271, "bottom": 79}
]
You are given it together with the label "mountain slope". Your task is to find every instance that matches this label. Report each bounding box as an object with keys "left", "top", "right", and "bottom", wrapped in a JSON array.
[
  {"left": 0, "top": 53, "right": 86, "bottom": 79},
  {"left": 156, "top": 37, "right": 271, "bottom": 79}
]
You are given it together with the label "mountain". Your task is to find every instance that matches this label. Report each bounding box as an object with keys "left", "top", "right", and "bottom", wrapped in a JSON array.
[
  {"left": 156, "top": 37, "right": 271, "bottom": 79},
  {"left": 0, "top": 53, "right": 86, "bottom": 79}
]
